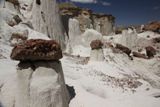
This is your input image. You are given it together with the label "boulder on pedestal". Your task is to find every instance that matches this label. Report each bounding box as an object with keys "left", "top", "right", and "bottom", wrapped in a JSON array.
[
  {"left": 5, "top": 39, "right": 69, "bottom": 107},
  {"left": 90, "top": 40, "right": 104, "bottom": 61},
  {"left": 10, "top": 39, "right": 63, "bottom": 61}
]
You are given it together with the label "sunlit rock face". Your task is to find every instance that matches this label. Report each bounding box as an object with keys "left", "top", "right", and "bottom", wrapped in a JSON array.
[
  {"left": 81, "top": 29, "right": 103, "bottom": 47},
  {"left": 92, "top": 14, "right": 115, "bottom": 36},
  {"left": 2, "top": 39, "right": 69, "bottom": 107},
  {"left": 121, "top": 29, "right": 138, "bottom": 49},
  {"left": 59, "top": 6, "right": 92, "bottom": 33},
  {"left": 15, "top": 61, "right": 69, "bottom": 107},
  {"left": 32, "top": 0, "right": 66, "bottom": 50},
  {"left": 77, "top": 10, "right": 93, "bottom": 33},
  {"left": 90, "top": 40, "right": 104, "bottom": 61},
  {"left": 68, "top": 18, "right": 81, "bottom": 45},
  {"left": 59, "top": 5, "right": 115, "bottom": 36}
]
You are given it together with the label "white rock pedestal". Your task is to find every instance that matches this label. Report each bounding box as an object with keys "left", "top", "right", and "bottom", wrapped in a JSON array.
[
  {"left": 15, "top": 61, "right": 69, "bottom": 107},
  {"left": 90, "top": 49, "right": 104, "bottom": 61},
  {"left": 90, "top": 40, "right": 104, "bottom": 61}
]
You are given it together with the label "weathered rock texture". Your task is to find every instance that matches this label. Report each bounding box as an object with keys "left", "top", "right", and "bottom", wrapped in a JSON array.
[
  {"left": 59, "top": 5, "right": 115, "bottom": 36},
  {"left": 68, "top": 18, "right": 81, "bottom": 46},
  {"left": 121, "top": 29, "right": 138, "bottom": 49},
  {"left": 92, "top": 13, "right": 115, "bottom": 36},
  {"left": 10, "top": 39, "right": 62, "bottom": 61},
  {"left": 32, "top": 0, "right": 66, "bottom": 49}
]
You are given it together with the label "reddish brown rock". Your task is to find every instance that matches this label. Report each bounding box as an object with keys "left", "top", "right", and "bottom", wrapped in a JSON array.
[
  {"left": 132, "top": 52, "right": 147, "bottom": 59},
  {"left": 90, "top": 40, "right": 103, "bottom": 50},
  {"left": 10, "top": 39, "right": 62, "bottom": 61},
  {"left": 145, "top": 46, "right": 156, "bottom": 58},
  {"left": 115, "top": 44, "right": 131, "bottom": 56},
  {"left": 153, "top": 37, "right": 160, "bottom": 43},
  {"left": 144, "top": 21, "right": 160, "bottom": 33}
]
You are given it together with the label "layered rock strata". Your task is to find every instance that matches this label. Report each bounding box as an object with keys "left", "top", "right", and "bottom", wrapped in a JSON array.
[{"left": 59, "top": 5, "right": 115, "bottom": 36}]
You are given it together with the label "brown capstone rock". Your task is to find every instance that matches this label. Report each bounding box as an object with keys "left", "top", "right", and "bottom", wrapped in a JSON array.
[
  {"left": 115, "top": 44, "right": 131, "bottom": 56},
  {"left": 90, "top": 40, "right": 103, "bottom": 50},
  {"left": 10, "top": 39, "right": 63, "bottom": 61},
  {"left": 145, "top": 46, "right": 156, "bottom": 58}
]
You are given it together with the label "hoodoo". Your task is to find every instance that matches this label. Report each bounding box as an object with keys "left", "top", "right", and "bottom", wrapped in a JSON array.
[
  {"left": 90, "top": 39, "right": 104, "bottom": 61},
  {"left": 8, "top": 39, "right": 69, "bottom": 107}
]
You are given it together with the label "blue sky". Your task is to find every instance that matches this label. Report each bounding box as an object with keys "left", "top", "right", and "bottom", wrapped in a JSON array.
[{"left": 58, "top": 0, "right": 160, "bottom": 26}]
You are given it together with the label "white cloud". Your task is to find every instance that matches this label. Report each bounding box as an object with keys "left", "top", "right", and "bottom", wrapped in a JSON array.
[
  {"left": 70, "top": 0, "right": 111, "bottom": 6},
  {"left": 70, "top": 0, "right": 97, "bottom": 3},
  {"left": 101, "top": 1, "right": 111, "bottom": 6}
]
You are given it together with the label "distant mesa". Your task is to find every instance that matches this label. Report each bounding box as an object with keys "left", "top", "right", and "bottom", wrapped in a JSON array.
[
  {"left": 144, "top": 21, "right": 160, "bottom": 33},
  {"left": 59, "top": 2, "right": 115, "bottom": 36},
  {"left": 10, "top": 39, "right": 62, "bottom": 61}
]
